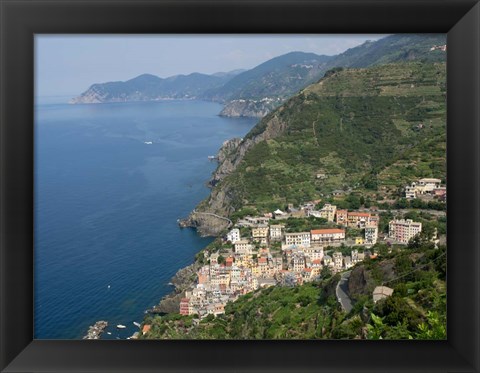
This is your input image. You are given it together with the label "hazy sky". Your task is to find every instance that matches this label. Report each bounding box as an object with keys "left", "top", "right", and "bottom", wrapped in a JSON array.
[{"left": 35, "top": 34, "right": 387, "bottom": 97}]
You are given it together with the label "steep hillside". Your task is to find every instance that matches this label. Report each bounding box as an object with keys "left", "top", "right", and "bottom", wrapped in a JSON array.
[{"left": 187, "top": 61, "right": 446, "bottom": 227}]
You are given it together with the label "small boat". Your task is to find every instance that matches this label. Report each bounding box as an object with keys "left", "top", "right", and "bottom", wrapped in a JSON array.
[
  {"left": 116, "top": 324, "right": 127, "bottom": 329},
  {"left": 207, "top": 155, "right": 217, "bottom": 160},
  {"left": 107, "top": 332, "right": 112, "bottom": 335},
  {"left": 133, "top": 322, "right": 141, "bottom": 328},
  {"left": 144, "top": 141, "right": 153, "bottom": 145}
]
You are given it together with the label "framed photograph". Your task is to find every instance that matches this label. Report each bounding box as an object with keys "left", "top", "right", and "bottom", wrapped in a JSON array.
[{"left": 1, "top": 0, "right": 479, "bottom": 372}]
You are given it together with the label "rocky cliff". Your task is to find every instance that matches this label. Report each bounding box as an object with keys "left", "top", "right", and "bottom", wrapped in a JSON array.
[
  {"left": 219, "top": 99, "right": 280, "bottom": 118},
  {"left": 150, "top": 262, "right": 200, "bottom": 314},
  {"left": 348, "top": 259, "right": 397, "bottom": 300}
]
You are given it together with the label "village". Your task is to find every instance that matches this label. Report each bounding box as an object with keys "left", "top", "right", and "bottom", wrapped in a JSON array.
[{"left": 177, "top": 177, "right": 445, "bottom": 319}]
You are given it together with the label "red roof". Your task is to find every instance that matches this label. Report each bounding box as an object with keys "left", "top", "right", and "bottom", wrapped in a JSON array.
[
  {"left": 312, "top": 259, "right": 321, "bottom": 264},
  {"left": 258, "top": 257, "right": 267, "bottom": 263},
  {"left": 180, "top": 298, "right": 189, "bottom": 303},
  {"left": 348, "top": 212, "right": 370, "bottom": 217},
  {"left": 142, "top": 325, "right": 152, "bottom": 334},
  {"left": 311, "top": 229, "right": 345, "bottom": 234}
]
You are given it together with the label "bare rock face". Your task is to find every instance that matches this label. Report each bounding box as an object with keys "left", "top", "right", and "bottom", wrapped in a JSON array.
[
  {"left": 211, "top": 114, "right": 287, "bottom": 186},
  {"left": 181, "top": 212, "right": 230, "bottom": 237},
  {"left": 219, "top": 99, "right": 278, "bottom": 118},
  {"left": 348, "top": 267, "right": 370, "bottom": 299},
  {"left": 348, "top": 259, "right": 397, "bottom": 300},
  {"left": 209, "top": 138, "right": 243, "bottom": 186}
]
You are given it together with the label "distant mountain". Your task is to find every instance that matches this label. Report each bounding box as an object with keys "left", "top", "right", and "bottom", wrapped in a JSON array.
[
  {"left": 71, "top": 34, "right": 447, "bottom": 112},
  {"left": 212, "top": 69, "right": 247, "bottom": 78},
  {"left": 202, "top": 52, "right": 333, "bottom": 102},
  {"left": 70, "top": 71, "right": 242, "bottom": 104}
]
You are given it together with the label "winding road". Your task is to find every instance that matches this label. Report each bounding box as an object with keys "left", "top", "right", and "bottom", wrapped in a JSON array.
[{"left": 336, "top": 270, "right": 353, "bottom": 313}]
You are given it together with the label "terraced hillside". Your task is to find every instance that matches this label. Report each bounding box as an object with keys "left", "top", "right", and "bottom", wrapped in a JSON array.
[{"left": 197, "top": 62, "right": 446, "bottom": 217}]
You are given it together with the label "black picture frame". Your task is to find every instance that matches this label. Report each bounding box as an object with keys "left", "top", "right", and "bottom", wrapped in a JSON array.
[{"left": 1, "top": 0, "right": 479, "bottom": 372}]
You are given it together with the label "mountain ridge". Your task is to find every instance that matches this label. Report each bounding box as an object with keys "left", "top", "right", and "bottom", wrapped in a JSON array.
[{"left": 70, "top": 35, "right": 446, "bottom": 117}]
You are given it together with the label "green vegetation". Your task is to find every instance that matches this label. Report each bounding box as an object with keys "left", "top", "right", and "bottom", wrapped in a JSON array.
[
  {"left": 213, "top": 61, "right": 446, "bottom": 212},
  {"left": 283, "top": 216, "right": 333, "bottom": 232}
]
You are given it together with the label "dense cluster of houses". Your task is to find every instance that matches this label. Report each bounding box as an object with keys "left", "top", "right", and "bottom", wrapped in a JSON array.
[{"left": 179, "top": 201, "right": 425, "bottom": 318}]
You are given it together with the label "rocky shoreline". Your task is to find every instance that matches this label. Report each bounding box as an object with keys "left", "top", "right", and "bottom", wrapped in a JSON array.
[
  {"left": 149, "top": 262, "right": 202, "bottom": 314},
  {"left": 83, "top": 320, "right": 108, "bottom": 339}
]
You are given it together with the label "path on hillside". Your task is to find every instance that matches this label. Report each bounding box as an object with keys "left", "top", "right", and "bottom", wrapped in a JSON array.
[
  {"left": 312, "top": 116, "right": 320, "bottom": 147},
  {"left": 336, "top": 270, "right": 353, "bottom": 313},
  {"left": 192, "top": 210, "right": 233, "bottom": 227}
]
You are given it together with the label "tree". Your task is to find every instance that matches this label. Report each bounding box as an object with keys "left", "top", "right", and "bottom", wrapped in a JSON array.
[
  {"left": 395, "top": 198, "right": 408, "bottom": 209},
  {"left": 321, "top": 266, "right": 332, "bottom": 279}
]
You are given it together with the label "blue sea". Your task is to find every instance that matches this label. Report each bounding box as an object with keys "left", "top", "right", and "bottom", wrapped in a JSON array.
[{"left": 34, "top": 98, "right": 257, "bottom": 339}]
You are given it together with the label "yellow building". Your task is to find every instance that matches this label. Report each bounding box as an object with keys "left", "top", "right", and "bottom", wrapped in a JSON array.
[{"left": 355, "top": 237, "right": 364, "bottom": 245}]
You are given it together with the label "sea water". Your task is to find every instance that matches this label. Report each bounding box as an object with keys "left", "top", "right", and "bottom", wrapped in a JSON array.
[{"left": 34, "top": 99, "right": 257, "bottom": 339}]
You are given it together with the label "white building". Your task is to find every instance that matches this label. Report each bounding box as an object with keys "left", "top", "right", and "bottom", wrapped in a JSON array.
[
  {"left": 285, "top": 232, "right": 311, "bottom": 247},
  {"left": 234, "top": 239, "right": 253, "bottom": 255},
  {"left": 319, "top": 203, "right": 337, "bottom": 222},
  {"left": 418, "top": 178, "right": 442, "bottom": 193},
  {"left": 405, "top": 178, "right": 442, "bottom": 198},
  {"left": 269, "top": 224, "right": 284, "bottom": 241},
  {"left": 388, "top": 219, "right": 422, "bottom": 244},
  {"left": 332, "top": 251, "right": 343, "bottom": 270},
  {"left": 226, "top": 228, "right": 241, "bottom": 243},
  {"left": 364, "top": 224, "right": 378, "bottom": 245},
  {"left": 252, "top": 224, "right": 269, "bottom": 245},
  {"left": 344, "top": 256, "right": 353, "bottom": 269},
  {"left": 310, "top": 229, "right": 345, "bottom": 244},
  {"left": 291, "top": 253, "right": 306, "bottom": 272},
  {"left": 323, "top": 254, "right": 332, "bottom": 267},
  {"left": 303, "top": 246, "right": 324, "bottom": 261},
  {"left": 405, "top": 183, "right": 417, "bottom": 199},
  {"left": 210, "top": 253, "right": 219, "bottom": 265}
]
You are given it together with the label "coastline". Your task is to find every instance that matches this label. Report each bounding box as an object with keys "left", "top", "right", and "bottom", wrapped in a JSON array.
[
  {"left": 148, "top": 260, "right": 203, "bottom": 315},
  {"left": 144, "top": 139, "right": 236, "bottom": 322}
]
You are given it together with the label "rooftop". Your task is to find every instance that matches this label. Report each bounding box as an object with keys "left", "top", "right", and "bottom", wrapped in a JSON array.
[{"left": 311, "top": 228, "right": 345, "bottom": 234}]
